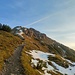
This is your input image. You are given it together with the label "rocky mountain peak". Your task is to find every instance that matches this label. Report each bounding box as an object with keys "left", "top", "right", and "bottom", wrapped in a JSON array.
[{"left": 12, "top": 26, "right": 47, "bottom": 40}]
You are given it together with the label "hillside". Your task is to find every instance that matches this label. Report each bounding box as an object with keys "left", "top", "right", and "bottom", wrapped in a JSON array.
[
  {"left": 12, "top": 26, "right": 75, "bottom": 75},
  {"left": 0, "top": 26, "right": 75, "bottom": 75},
  {"left": 0, "top": 31, "right": 22, "bottom": 71},
  {"left": 1, "top": 44, "right": 25, "bottom": 75}
]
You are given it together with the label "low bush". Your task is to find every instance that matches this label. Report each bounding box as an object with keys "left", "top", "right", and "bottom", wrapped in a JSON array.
[{"left": 0, "top": 23, "right": 11, "bottom": 32}]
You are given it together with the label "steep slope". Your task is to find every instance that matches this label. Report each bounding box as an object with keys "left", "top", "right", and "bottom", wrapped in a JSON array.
[
  {"left": 0, "top": 31, "right": 22, "bottom": 71},
  {"left": 12, "top": 26, "right": 75, "bottom": 75},
  {"left": 12, "top": 26, "right": 75, "bottom": 59},
  {"left": 0, "top": 26, "right": 75, "bottom": 75},
  {"left": 1, "top": 44, "right": 25, "bottom": 75}
]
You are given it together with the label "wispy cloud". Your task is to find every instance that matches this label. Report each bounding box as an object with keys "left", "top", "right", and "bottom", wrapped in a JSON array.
[
  {"left": 24, "top": 0, "right": 75, "bottom": 27},
  {"left": 25, "top": 16, "right": 51, "bottom": 27},
  {"left": 0, "top": 0, "right": 75, "bottom": 49}
]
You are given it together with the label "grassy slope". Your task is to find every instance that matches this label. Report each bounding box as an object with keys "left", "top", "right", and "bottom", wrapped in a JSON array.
[
  {"left": 21, "top": 37, "right": 61, "bottom": 75},
  {"left": 0, "top": 31, "right": 44, "bottom": 75},
  {"left": 21, "top": 35, "right": 48, "bottom": 75},
  {"left": 21, "top": 35, "right": 62, "bottom": 75},
  {"left": 0, "top": 31, "right": 22, "bottom": 71},
  {"left": 1, "top": 30, "right": 74, "bottom": 75},
  {"left": 21, "top": 34, "right": 75, "bottom": 75}
]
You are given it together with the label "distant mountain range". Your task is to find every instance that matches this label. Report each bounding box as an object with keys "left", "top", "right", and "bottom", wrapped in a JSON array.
[{"left": 0, "top": 26, "right": 75, "bottom": 75}]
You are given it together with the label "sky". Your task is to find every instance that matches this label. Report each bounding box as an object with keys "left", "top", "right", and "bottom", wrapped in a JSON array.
[{"left": 0, "top": 0, "right": 75, "bottom": 49}]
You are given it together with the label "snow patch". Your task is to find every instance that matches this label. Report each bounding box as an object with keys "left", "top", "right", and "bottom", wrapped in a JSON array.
[
  {"left": 27, "top": 50, "right": 55, "bottom": 61},
  {"left": 24, "top": 28, "right": 27, "bottom": 31},
  {"left": 42, "top": 62, "right": 54, "bottom": 75},
  {"left": 26, "top": 50, "right": 55, "bottom": 75},
  {"left": 16, "top": 29, "right": 24, "bottom": 38},
  {"left": 31, "top": 59, "right": 38, "bottom": 67},
  {"left": 66, "top": 59, "right": 75, "bottom": 65},
  {"left": 26, "top": 50, "right": 75, "bottom": 75},
  {"left": 52, "top": 61, "right": 75, "bottom": 75}
]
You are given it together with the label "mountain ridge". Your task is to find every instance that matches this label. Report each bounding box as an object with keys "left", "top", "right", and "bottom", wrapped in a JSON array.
[
  {"left": 12, "top": 26, "right": 75, "bottom": 75},
  {"left": 0, "top": 26, "right": 75, "bottom": 75}
]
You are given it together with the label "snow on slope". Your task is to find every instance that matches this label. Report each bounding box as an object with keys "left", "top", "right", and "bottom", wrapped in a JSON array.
[
  {"left": 15, "top": 27, "right": 24, "bottom": 38},
  {"left": 52, "top": 61, "right": 75, "bottom": 75},
  {"left": 16, "top": 30, "right": 24, "bottom": 38},
  {"left": 27, "top": 50, "right": 55, "bottom": 61},
  {"left": 26, "top": 50, "right": 75, "bottom": 75}
]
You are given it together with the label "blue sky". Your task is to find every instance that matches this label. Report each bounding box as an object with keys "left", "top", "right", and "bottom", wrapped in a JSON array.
[{"left": 0, "top": 0, "right": 75, "bottom": 49}]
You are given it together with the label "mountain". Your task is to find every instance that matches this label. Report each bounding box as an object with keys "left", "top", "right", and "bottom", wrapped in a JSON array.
[
  {"left": 11, "top": 26, "right": 75, "bottom": 75},
  {"left": 0, "top": 26, "right": 75, "bottom": 75}
]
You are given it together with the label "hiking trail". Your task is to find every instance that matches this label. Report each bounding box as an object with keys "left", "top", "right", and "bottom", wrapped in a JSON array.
[{"left": 0, "top": 44, "right": 25, "bottom": 75}]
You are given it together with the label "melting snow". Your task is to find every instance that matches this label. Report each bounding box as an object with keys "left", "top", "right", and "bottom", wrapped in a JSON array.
[
  {"left": 28, "top": 50, "right": 55, "bottom": 61},
  {"left": 26, "top": 50, "right": 75, "bottom": 75},
  {"left": 42, "top": 62, "right": 54, "bottom": 75},
  {"left": 66, "top": 59, "right": 75, "bottom": 65},
  {"left": 58, "top": 46, "right": 61, "bottom": 48},
  {"left": 52, "top": 61, "right": 75, "bottom": 75},
  {"left": 31, "top": 59, "right": 38, "bottom": 67},
  {"left": 24, "top": 28, "right": 27, "bottom": 31},
  {"left": 16, "top": 27, "right": 20, "bottom": 30},
  {"left": 16, "top": 30, "right": 24, "bottom": 38}
]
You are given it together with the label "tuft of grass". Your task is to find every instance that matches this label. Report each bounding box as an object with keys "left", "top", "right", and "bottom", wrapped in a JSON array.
[{"left": 48, "top": 55, "right": 69, "bottom": 68}]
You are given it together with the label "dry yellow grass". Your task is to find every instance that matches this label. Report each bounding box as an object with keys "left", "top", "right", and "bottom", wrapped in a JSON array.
[
  {"left": 20, "top": 36, "right": 48, "bottom": 75},
  {"left": 0, "top": 31, "right": 22, "bottom": 70},
  {"left": 21, "top": 50, "right": 41, "bottom": 75}
]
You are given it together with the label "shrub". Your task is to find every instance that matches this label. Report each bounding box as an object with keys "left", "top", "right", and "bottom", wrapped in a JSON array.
[
  {"left": 0, "top": 23, "right": 11, "bottom": 32},
  {"left": 0, "top": 23, "right": 2, "bottom": 30}
]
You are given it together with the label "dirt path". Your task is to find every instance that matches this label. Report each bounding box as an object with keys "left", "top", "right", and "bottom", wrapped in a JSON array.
[{"left": 0, "top": 44, "right": 25, "bottom": 75}]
